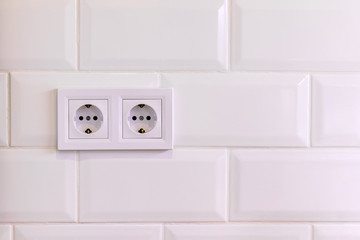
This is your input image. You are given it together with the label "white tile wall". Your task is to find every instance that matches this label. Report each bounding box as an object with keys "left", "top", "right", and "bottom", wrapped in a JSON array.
[
  {"left": 312, "top": 74, "right": 360, "bottom": 146},
  {"left": 0, "top": 0, "right": 76, "bottom": 70},
  {"left": 1, "top": 0, "right": 359, "bottom": 237},
  {"left": 0, "top": 226, "right": 11, "bottom": 240},
  {"left": 314, "top": 224, "right": 360, "bottom": 240},
  {"left": 0, "top": 73, "right": 8, "bottom": 146},
  {"left": 11, "top": 73, "right": 159, "bottom": 147},
  {"left": 15, "top": 225, "right": 162, "bottom": 240},
  {"left": 79, "top": 149, "right": 227, "bottom": 222},
  {"left": 162, "top": 73, "right": 309, "bottom": 147},
  {"left": 165, "top": 224, "right": 311, "bottom": 240},
  {"left": 0, "top": 149, "right": 76, "bottom": 222},
  {"left": 80, "top": 0, "right": 228, "bottom": 70},
  {"left": 231, "top": 149, "right": 360, "bottom": 221},
  {"left": 232, "top": 0, "right": 360, "bottom": 71}
]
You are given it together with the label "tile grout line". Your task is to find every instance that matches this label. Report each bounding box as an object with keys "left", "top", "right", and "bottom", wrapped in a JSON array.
[
  {"left": 311, "top": 224, "right": 314, "bottom": 240},
  {"left": 76, "top": 0, "right": 80, "bottom": 71},
  {"left": 0, "top": 221, "right": 357, "bottom": 225},
  {"left": 5, "top": 146, "right": 360, "bottom": 150},
  {"left": 227, "top": 0, "right": 232, "bottom": 72},
  {"left": 0, "top": 146, "right": 57, "bottom": 150},
  {"left": 7, "top": 72, "right": 11, "bottom": 147},
  {"left": 309, "top": 74, "right": 313, "bottom": 148},
  {"left": 11, "top": 225, "right": 14, "bottom": 240},
  {"left": 162, "top": 224, "right": 165, "bottom": 240},
  {"left": 76, "top": 151, "right": 80, "bottom": 223},
  {"left": 5, "top": 70, "right": 360, "bottom": 74},
  {"left": 226, "top": 148, "right": 230, "bottom": 222}
]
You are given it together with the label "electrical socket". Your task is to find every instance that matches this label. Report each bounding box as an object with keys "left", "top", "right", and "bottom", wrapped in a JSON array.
[
  {"left": 57, "top": 89, "right": 173, "bottom": 150},
  {"left": 123, "top": 99, "right": 162, "bottom": 139},
  {"left": 69, "top": 99, "right": 108, "bottom": 139}
]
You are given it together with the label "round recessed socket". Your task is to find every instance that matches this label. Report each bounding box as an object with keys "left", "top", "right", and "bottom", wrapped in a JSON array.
[
  {"left": 74, "top": 104, "right": 103, "bottom": 134},
  {"left": 128, "top": 104, "right": 157, "bottom": 134}
]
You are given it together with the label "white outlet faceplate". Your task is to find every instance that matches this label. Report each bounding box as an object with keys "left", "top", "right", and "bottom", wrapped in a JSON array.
[{"left": 57, "top": 89, "right": 173, "bottom": 150}]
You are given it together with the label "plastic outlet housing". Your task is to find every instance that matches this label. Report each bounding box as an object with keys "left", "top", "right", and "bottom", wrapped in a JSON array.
[
  {"left": 123, "top": 99, "right": 162, "bottom": 139},
  {"left": 57, "top": 89, "right": 173, "bottom": 150},
  {"left": 69, "top": 99, "right": 108, "bottom": 139}
]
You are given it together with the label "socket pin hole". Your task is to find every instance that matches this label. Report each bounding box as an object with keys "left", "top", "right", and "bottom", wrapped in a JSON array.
[
  {"left": 86, "top": 116, "right": 91, "bottom": 121},
  {"left": 132, "top": 116, "right": 137, "bottom": 120},
  {"left": 79, "top": 116, "right": 84, "bottom": 121},
  {"left": 85, "top": 104, "right": 92, "bottom": 108},
  {"left": 93, "top": 116, "right": 98, "bottom": 121},
  {"left": 138, "top": 104, "right": 145, "bottom": 108},
  {"left": 146, "top": 116, "right": 151, "bottom": 120},
  {"left": 139, "top": 116, "right": 144, "bottom": 121}
]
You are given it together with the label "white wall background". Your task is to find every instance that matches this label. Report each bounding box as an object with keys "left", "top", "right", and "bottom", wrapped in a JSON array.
[{"left": 1, "top": 0, "right": 360, "bottom": 239}]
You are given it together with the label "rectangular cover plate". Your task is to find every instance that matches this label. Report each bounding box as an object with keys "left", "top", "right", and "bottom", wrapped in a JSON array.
[{"left": 57, "top": 89, "right": 173, "bottom": 150}]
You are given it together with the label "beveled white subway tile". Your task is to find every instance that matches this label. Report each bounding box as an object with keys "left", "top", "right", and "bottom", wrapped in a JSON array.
[
  {"left": 314, "top": 224, "right": 360, "bottom": 240},
  {"left": 80, "top": 0, "right": 228, "bottom": 70},
  {"left": 231, "top": 149, "right": 360, "bottom": 221},
  {"left": 79, "top": 149, "right": 227, "bottom": 222},
  {"left": 162, "top": 73, "right": 309, "bottom": 147},
  {"left": 11, "top": 72, "right": 158, "bottom": 147},
  {"left": 165, "top": 224, "right": 311, "bottom": 240},
  {"left": 15, "top": 225, "right": 161, "bottom": 240},
  {"left": 0, "top": 0, "right": 76, "bottom": 70},
  {"left": 0, "top": 73, "right": 8, "bottom": 146},
  {"left": 0, "top": 226, "right": 11, "bottom": 240},
  {"left": 232, "top": 0, "right": 360, "bottom": 71},
  {"left": 312, "top": 74, "right": 360, "bottom": 146},
  {"left": 0, "top": 149, "right": 76, "bottom": 222}
]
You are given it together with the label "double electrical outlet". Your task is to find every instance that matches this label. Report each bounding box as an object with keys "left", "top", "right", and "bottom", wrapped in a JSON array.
[{"left": 57, "top": 89, "right": 173, "bottom": 150}]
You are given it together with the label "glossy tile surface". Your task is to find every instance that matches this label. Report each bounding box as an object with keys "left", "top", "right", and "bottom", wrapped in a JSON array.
[
  {"left": 80, "top": 150, "right": 227, "bottom": 222},
  {"left": 11, "top": 73, "right": 158, "bottom": 147},
  {"left": 165, "top": 224, "right": 311, "bottom": 240},
  {"left": 15, "top": 225, "right": 161, "bottom": 240},
  {"left": 232, "top": 0, "right": 360, "bottom": 71},
  {"left": 0, "top": 149, "right": 76, "bottom": 222},
  {"left": 314, "top": 224, "right": 360, "bottom": 240},
  {"left": 231, "top": 149, "right": 360, "bottom": 221},
  {"left": 312, "top": 74, "right": 360, "bottom": 146},
  {"left": 0, "top": 0, "right": 76, "bottom": 70},
  {"left": 162, "top": 73, "right": 309, "bottom": 147},
  {"left": 0, "top": 226, "right": 11, "bottom": 240},
  {"left": 80, "top": 0, "right": 228, "bottom": 70},
  {"left": 0, "top": 73, "right": 7, "bottom": 146}
]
